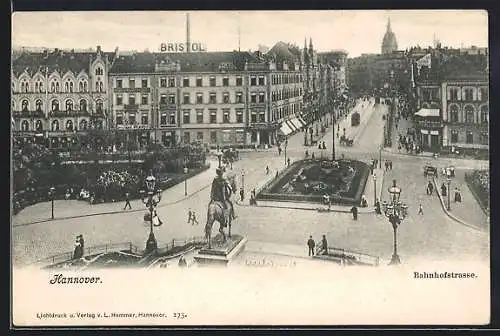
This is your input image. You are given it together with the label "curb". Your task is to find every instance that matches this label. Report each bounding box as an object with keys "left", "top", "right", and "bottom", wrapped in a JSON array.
[
  {"left": 431, "top": 178, "right": 486, "bottom": 232},
  {"left": 464, "top": 174, "right": 490, "bottom": 217},
  {"left": 238, "top": 201, "right": 375, "bottom": 214}
]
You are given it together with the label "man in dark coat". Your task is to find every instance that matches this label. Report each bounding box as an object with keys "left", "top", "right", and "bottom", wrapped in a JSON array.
[
  {"left": 351, "top": 206, "right": 358, "bottom": 220},
  {"left": 321, "top": 235, "right": 328, "bottom": 255},
  {"left": 307, "top": 236, "right": 316, "bottom": 256}
]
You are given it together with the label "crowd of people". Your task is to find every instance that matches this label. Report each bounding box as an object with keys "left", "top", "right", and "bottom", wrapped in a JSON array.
[{"left": 397, "top": 131, "right": 422, "bottom": 155}]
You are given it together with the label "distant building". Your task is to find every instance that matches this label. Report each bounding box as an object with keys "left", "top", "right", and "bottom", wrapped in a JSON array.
[{"left": 381, "top": 18, "right": 398, "bottom": 55}]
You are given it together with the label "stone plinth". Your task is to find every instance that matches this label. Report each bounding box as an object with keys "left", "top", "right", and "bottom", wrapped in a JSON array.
[{"left": 195, "top": 234, "right": 247, "bottom": 266}]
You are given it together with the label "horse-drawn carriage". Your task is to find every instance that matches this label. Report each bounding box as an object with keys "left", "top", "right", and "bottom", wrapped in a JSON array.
[
  {"left": 423, "top": 163, "right": 438, "bottom": 177},
  {"left": 339, "top": 135, "right": 354, "bottom": 147},
  {"left": 222, "top": 148, "right": 239, "bottom": 164},
  {"left": 351, "top": 112, "right": 360, "bottom": 127}
]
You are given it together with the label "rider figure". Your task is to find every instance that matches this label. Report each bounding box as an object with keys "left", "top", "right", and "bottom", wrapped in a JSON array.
[{"left": 210, "top": 167, "right": 236, "bottom": 220}]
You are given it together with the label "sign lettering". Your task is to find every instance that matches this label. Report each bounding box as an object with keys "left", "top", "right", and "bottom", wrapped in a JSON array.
[{"left": 160, "top": 42, "right": 207, "bottom": 53}]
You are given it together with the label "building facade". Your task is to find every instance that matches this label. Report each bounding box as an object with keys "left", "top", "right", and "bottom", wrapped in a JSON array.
[{"left": 11, "top": 46, "right": 112, "bottom": 149}]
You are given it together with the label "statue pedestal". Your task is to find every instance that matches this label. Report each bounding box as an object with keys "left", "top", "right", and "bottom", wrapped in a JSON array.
[{"left": 194, "top": 234, "right": 247, "bottom": 266}]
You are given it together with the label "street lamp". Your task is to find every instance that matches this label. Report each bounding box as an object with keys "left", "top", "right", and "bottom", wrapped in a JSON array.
[
  {"left": 447, "top": 177, "right": 451, "bottom": 211},
  {"left": 139, "top": 173, "right": 163, "bottom": 254},
  {"left": 284, "top": 138, "right": 288, "bottom": 165},
  {"left": 373, "top": 174, "right": 377, "bottom": 206},
  {"left": 379, "top": 144, "right": 382, "bottom": 169},
  {"left": 184, "top": 166, "right": 189, "bottom": 196},
  {"left": 381, "top": 179, "right": 408, "bottom": 265},
  {"left": 241, "top": 170, "right": 245, "bottom": 193},
  {"left": 49, "top": 186, "right": 55, "bottom": 220}
]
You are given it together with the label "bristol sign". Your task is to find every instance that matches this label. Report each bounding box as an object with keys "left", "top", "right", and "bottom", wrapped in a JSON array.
[{"left": 160, "top": 42, "right": 207, "bottom": 53}]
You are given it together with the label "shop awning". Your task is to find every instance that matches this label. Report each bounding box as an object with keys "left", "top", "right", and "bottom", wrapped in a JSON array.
[
  {"left": 279, "top": 123, "right": 293, "bottom": 136},
  {"left": 415, "top": 108, "right": 440, "bottom": 118},
  {"left": 298, "top": 117, "right": 307, "bottom": 126},
  {"left": 421, "top": 129, "right": 429, "bottom": 134},
  {"left": 290, "top": 118, "right": 302, "bottom": 130},
  {"left": 285, "top": 119, "right": 297, "bottom": 132}
]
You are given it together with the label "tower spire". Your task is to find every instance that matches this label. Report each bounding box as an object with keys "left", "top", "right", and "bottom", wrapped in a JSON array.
[
  {"left": 387, "top": 17, "right": 392, "bottom": 32},
  {"left": 186, "top": 13, "right": 191, "bottom": 53},
  {"left": 237, "top": 14, "right": 241, "bottom": 52}
]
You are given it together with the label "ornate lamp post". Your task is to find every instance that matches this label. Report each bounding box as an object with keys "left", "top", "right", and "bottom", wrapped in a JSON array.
[
  {"left": 447, "top": 177, "right": 451, "bottom": 211},
  {"left": 373, "top": 174, "right": 377, "bottom": 206},
  {"left": 183, "top": 166, "right": 189, "bottom": 196},
  {"left": 241, "top": 170, "right": 245, "bottom": 192},
  {"left": 284, "top": 138, "right": 288, "bottom": 165},
  {"left": 381, "top": 180, "right": 408, "bottom": 265},
  {"left": 49, "top": 186, "right": 55, "bottom": 220},
  {"left": 139, "top": 173, "right": 163, "bottom": 254}
]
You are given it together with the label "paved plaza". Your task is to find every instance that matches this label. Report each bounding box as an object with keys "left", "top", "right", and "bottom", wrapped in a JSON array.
[{"left": 12, "top": 98, "right": 489, "bottom": 267}]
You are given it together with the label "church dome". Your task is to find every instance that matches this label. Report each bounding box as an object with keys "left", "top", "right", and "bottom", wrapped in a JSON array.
[{"left": 381, "top": 19, "right": 398, "bottom": 54}]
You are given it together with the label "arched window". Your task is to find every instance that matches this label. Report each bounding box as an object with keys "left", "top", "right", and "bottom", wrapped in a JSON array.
[
  {"left": 21, "top": 99, "right": 29, "bottom": 112},
  {"left": 21, "top": 120, "right": 29, "bottom": 131},
  {"left": 79, "top": 82, "right": 83, "bottom": 92},
  {"left": 69, "top": 82, "right": 74, "bottom": 93},
  {"left": 56, "top": 82, "right": 60, "bottom": 92},
  {"left": 66, "top": 120, "right": 73, "bottom": 131},
  {"left": 96, "top": 99, "right": 103, "bottom": 113},
  {"left": 35, "top": 120, "right": 43, "bottom": 131},
  {"left": 51, "top": 100, "right": 59, "bottom": 112},
  {"left": 449, "top": 105, "right": 459, "bottom": 123},
  {"left": 21, "top": 82, "right": 25, "bottom": 92},
  {"left": 79, "top": 119, "right": 88, "bottom": 130},
  {"left": 96, "top": 67, "right": 103, "bottom": 76},
  {"left": 99, "top": 81, "right": 103, "bottom": 92},
  {"left": 51, "top": 82, "right": 56, "bottom": 93},
  {"left": 481, "top": 105, "right": 489, "bottom": 124},
  {"left": 23, "top": 81, "right": 29, "bottom": 92},
  {"left": 84, "top": 82, "right": 88, "bottom": 92},
  {"left": 51, "top": 120, "right": 59, "bottom": 131},
  {"left": 65, "top": 99, "right": 73, "bottom": 111},
  {"left": 38, "top": 81, "right": 44, "bottom": 92},
  {"left": 35, "top": 99, "right": 43, "bottom": 111},
  {"left": 35, "top": 83, "right": 39, "bottom": 92},
  {"left": 65, "top": 81, "right": 69, "bottom": 92},
  {"left": 465, "top": 105, "right": 475, "bottom": 123},
  {"left": 79, "top": 99, "right": 87, "bottom": 111}
]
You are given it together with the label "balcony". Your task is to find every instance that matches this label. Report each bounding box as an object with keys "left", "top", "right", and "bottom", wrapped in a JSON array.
[
  {"left": 416, "top": 120, "right": 443, "bottom": 129},
  {"left": 114, "top": 87, "right": 151, "bottom": 93},
  {"left": 159, "top": 103, "right": 177, "bottom": 111},
  {"left": 13, "top": 110, "right": 45, "bottom": 118},
  {"left": 49, "top": 110, "right": 93, "bottom": 118},
  {"left": 124, "top": 104, "right": 139, "bottom": 111}
]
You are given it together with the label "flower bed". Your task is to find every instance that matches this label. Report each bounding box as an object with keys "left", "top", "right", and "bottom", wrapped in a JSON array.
[{"left": 465, "top": 170, "right": 490, "bottom": 214}]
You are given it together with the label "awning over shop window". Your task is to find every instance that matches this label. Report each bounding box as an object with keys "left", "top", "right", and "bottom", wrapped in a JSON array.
[
  {"left": 285, "top": 120, "right": 297, "bottom": 132},
  {"left": 430, "top": 130, "right": 439, "bottom": 135},
  {"left": 290, "top": 118, "right": 302, "bottom": 130},
  {"left": 297, "top": 117, "right": 307, "bottom": 126},
  {"left": 415, "top": 108, "right": 440, "bottom": 118},
  {"left": 279, "top": 123, "right": 293, "bottom": 136},
  {"left": 421, "top": 129, "right": 429, "bottom": 134}
]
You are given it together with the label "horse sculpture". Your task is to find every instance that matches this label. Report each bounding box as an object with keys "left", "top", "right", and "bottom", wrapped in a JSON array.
[{"left": 204, "top": 175, "right": 237, "bottom": 249}]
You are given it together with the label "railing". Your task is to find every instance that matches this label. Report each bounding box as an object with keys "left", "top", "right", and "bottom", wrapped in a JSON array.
[
  {"left": 29, "top": 242, "right": 139, "bottom": 268},
  {"left": 315, "top": 246, "right": 380, "bottom": 266},
  {"left": 124, "top": 104, "right": 139, "bottom": 111}
]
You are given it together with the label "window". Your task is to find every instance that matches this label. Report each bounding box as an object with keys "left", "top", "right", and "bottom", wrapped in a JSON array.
[
  {"left": 66, "top": 120, "right": 73, "bottom": 131},
  {"left": 223, "top": 109, "right": 230, "bottom": 123},
  {"left": 35, "top": 99, "right": 43, "bottom": 111},
  {"left": 466, "top": 131, "right": 473, "bottom": 144},
  {"left": 116, "top": 115, "right": 123, "bottom": 125},
  {"left": 79, "top": 119, "right": 88, "bottom": 130},
  {"left": 451, "top": 130, "right": 458, "bottom": 143},
  {"left": 37, "top": 81, "right": 43, "bottom": 93},
  {"left": 129, "top": 114, "right": 136, "bottom": 125},
  {"left": 449, "top": 105, "right": 459, "bottom": 122},
  {"left": 210, "top": 131, "right": 217, "bottom": 143},
  {"left": 117, "top": 79, "right": 123, "bottom": 88},
  {"left": 464, "top": 88, "right": 473, "bottom": 101},
  {"left": 236, "top": 92, "right": 243, "bottom": 103},
  {"left": 95, "top": 68, "right": 103, "bottom": 76},
  {"left": 117, "top": 95, "right": 123, "bottom": 105},
  {"left": 142, "top": 79, "right": 148, "bottom": 88},
  {"left": 465, "top": 106, "right": 475, "bottom": 123},
  {"left": 209, "top": 76, "right": 216, "bottom": 87},
  {"left": 183, "top": 93, "right": 191, "bottom": 104},
  {"left": 250, "top": 93, "right": 257, "bottom": 103},
  {"left": 56, "top": 82, "right": 60, "bottom": 92},
  {"left": 449, "top": 87, "right": 458, "bottom": 101},
  {"left": 65, "top": 100, "right": 73, "bottom": 112},
  {"left": 259, "top": 92, "right": 265, "bottom": 103},
  {"left": 35, "top": 120, "right": 43, "bottom": 131},
  {"left": 79, "top": 99, "right": 87, "bottom": 111},
  {"left": 169, "top": 113, "right": 176, "bottom": 125},
  {"left": 209, "top": 109, "right": 217, "bottom": 123},
  {"left": 259, "top": 112, "right": 265, "bottom": 123},
  {"left": 250, "top": 76, "right": 257, "bottom": 86},
  {"left": 160, "top": 114, "right": 167, "bottom": 125},
  {"left": 141, "top": 95, "right": 148, "bottom": 105},
  {"left": 251, "top": 112, "right": 257, "bottom": 123},
  {"left": 183, "top": 77, "right": 190, "bottom": 87},
  {"left": 196, "top": 77, "right": 203, "bottom": 87},
  {"left": 160, "top": 94, "right": 167, "bottom": 105},
  {"left": 128, "top": 95, "right": 136, "bottom": 106},
  {"left": 197, "top": 132, "right": 203, "bottom": 141},
  {"left": 160, "top": 78, "right": 167, "bottom": 88},
  {"left": 168, "top": 77, "right": 175, "bottom": 87},
  {"left": 129, "top": 79, "right": 135, "bottom": 89},
  {"left": 258, "top": 76, "right": 265, "bottom": 85},
  {"left": 223, "top": 92, "right": 230, "bottom": 103},
  {"left": 21, "top": 99, "right": 29, "bottom": 112},
  {"left": 223, "top": 77, "right": 229, "bottom": 86},
  {"left": 236, "top": 109, "right": 243, "bottom": 123},
  {"left": 196, "top": 109, "right": 204, "bottom": 123},
  {"left": 196, "top": 93, "right": 203, "bottom": 104},
  {"left": 51, "top": 100, "right": 59, "bottom": 112},
  {"left": 183, "top": 132, "right": 190, "bottom": 144},
  {"left": 183, "top": 110, "right": 190, "bottom": 124},
  {"left": 236, "top": 76, "right": 243, "bottom": 86},
  {"left": 209, "top": 93, "right": 217, "bottom": 104},
  {"left": 141, "top": 115, "right": 148, "bottom": 125},
  {"left": 481, "top": 106, "right": 488, "bottom": 124},
  {"left": 480, "top": 87, "right": 488, "bottom": 101},
  {"left": 168, "top": 94, "right": 176, "bottom": 104},
  {"left": 480, "top": 132, "right": 488, "bottom": 145},
  {"left": 96, "top": 100, "right": 103, "bottom": 113},
  {"left": 51, "top": 120, "right": 59, "bottom": 131},
  {"left": 20, "top": 120, "right": 28, "bottom": 131}
]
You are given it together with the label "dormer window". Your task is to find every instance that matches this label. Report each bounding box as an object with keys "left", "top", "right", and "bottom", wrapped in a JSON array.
[{"left": 95, "top": 67, "right": 103, "bottom": 76}]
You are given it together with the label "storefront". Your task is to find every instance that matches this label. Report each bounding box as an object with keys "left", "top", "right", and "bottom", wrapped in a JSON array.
[{"left": 414, "top": 108, "right": 443, "bottom": 152}]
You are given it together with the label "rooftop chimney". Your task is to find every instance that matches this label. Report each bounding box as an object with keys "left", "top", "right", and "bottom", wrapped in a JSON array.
[{"left": 186, "top": 13, "right": 191, "bottom": 53}]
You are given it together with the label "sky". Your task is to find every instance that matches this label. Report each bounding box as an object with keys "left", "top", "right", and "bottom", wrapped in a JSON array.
[{"left": 12, "top": 10, "right": 488, "bottom": 57}]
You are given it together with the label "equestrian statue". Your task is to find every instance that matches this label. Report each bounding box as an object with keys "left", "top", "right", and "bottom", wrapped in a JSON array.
[{"left": 205, "top": 167, "right": 237, "bottom": 249}]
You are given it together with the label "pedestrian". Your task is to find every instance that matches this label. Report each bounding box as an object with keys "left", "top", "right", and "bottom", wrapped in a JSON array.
[
  {"left": 441, "top": 183, "right": 447, "bottom": 197},
  {"left": 276, "top": 170, "right": 279, "bottom": 178},
  {"left": 427, "top": 181, "right": 434, "bottom": 195},
  {"left": 307, "top": 236, "right": 316, "bottom": 256},
  {"left": 350, "top": 205, "right": 358, "bottom": 220},
  {"left": 418, "top": 203, "right": 424, "bottom": 215},
  {"left": 73, "top": 235, "right": 82, "bottom": 260},
  {"left": 287, "top": 158, "right": 291, "bottom": 167},
  {"left": 278, "top": 146, "right": 282, "bottom": 156},
  {"left": 454, "top": 187, "right": 462, "bottom": 203},
  {"left": 178, "top": 255, "right": 187, "bottom": 268},
  {"left": 321, "top": 235, "right": 328, "bottom": 255},
  {"left": 311, "top": 153, "right": 315, "bottom": 159},
  {"left": 152, "top": 210, "right": 163, "bottom": 226},
  {"left": 123, "top": 192, "right": 132, "bottom": 210},
  {"left": 389, "top": 160, "right": 393, "bottom": 170},
  {"left": 239, "top": 187, "right": 244, "bottom": 202},
  {"left": 191, "top": 211, "right": 199, "bottom": 225},
  {"left": 375, "top": 199, "right": 381, "bottom": 214},
  {"left": 266, "top": 166, "right": 269, "bottom": 175},
  {"left": 187, "top": 209, "right": 192, "bottom": 224},
  {"left": 385, "top": 161, "right": 389, "bottom": 171}
]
